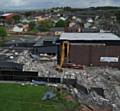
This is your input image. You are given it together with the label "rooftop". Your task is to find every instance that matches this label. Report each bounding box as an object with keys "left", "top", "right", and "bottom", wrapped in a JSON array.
[
  {"left": 0, "top": 62, "right": 23, "bottom": 71},
  {"left": 50, "top": 27, "right": 64, "bottom": 32},
  {"left": 5, "top": 36, "right": 41, "bottom": 45},
  {"left": 60, "top": 33, "right": 120, "bottom": 41},
  {"left": 1, "top": 13, "right": 15, "bottom": 17},
  {"left": 34, "top": 36, "right": 58, "bottom": 47}
]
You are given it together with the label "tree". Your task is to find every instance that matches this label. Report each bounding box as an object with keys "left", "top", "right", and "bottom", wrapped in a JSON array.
[
  {"left": 24, "top": 11, "right": 33, "bottom": 18},
  {"left": 63, "top": 7, "right": 72, "bottom": 11},
  {"left": 0, "top": 27, "right": 7, "bottom": 41},
  {"left": 12, "top": 15, "right": 20, "bottom": 23},
  {"left": 38, "top": 19, "right": 54, "bottom": 32},
  {"left": 55, "top": 19, "right": 65, "bottom": 27},
  {"left": 29, "top": 21, "right": 36, "bottom": 30}
]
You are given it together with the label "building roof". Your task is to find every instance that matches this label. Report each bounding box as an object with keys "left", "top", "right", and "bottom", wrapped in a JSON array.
[
  {"left": 60, "top": 17, "right": 66, "bottom": 21},
  {"left": 34, "top": 36, "right": 58, "bottom": 47},
  {"left": 4, "top": 36, "right": 41, "bottom": 48},
  {"left": 12, "top": 26, "right": 23, "bottom": 33},
  {"left": 0, "top": 62, "right": 23, "bottom": 71},
  {"left": 60, "top": 33, "right": 120, "bottom": 41},
  {"left": 1, "top": 13, "right": 14, "bottom": 17},
  {"left": 50, "top": 27, "right": 64, "bottom": 32}
]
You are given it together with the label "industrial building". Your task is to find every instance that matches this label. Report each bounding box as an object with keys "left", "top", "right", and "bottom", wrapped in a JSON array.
[
  {"left": 33, "top": 36, "right": 59, "bottom": 55},
  {"left": 0, "top": 62, "right": 23, "bottom": 71},
  {"left": 0, "top": 13, "right": 15, "bottom": 21},
  {"left": 58, "top": 33, "right": 120, "bottom": 68},
  {"left": 4, "top": 36, "right": 40, "bottom": 48}
]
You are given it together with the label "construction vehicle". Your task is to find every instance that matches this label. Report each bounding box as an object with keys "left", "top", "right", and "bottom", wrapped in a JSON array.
[{"left": 55, "top": 41, "right": 70, "bottom": 72}]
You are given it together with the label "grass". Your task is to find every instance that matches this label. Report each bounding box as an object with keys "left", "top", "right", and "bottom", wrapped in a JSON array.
[{"left": 0, "top": 83, "right": 79, "bottom": 111}]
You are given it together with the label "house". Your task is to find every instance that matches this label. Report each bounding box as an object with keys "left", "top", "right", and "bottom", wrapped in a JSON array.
[
  {"left": 84, "top": 22, "right": 92, "bottom": 29},
  {"left": 22, "top": 24, "right": 29, "bottom": 32},
  {"left": 83, "top": 25, "right": 100, "bottom": 33},
  {"left": 65, "top": 16, "right": 84, "bottom": 32},
  {"left": 0, "top": 13, "right": 16, "bottom": 21},
  {"left": 20, "top": 18, "right": 30, "bottom": 23},
  {"left": 59, "top": 17, "right": 66, "bottom": 21},
  {"left": 34, "top": 16, "right": 48, "bottom": 22},
  {"left": 12, "top": 25, "right": 24, "bottom": 33},
  {"left": 66, "top": 22, "right": 82, "bottom": 32},
  {"left": 87, "top": 18, "right": 94, "bottom": 23},
  {"left": 12, "top": 24, "right": 29, "bottom": 33},
  {"left": 58, "top": 32, "right": 120, "bottom": 68}
]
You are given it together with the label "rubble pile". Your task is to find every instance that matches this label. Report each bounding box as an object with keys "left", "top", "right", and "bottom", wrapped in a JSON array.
[
  {"left": 16, "top": 51, "right": 60, "bottom": 77},
  {"left": 15, "top": 52, "right": 120, "bottom": 111},
  {"left": 79, "top": 104, "right": 112, "bottom": 111},
  {"left": 72, "top": 67, "right": 120, "bottom": 111}
]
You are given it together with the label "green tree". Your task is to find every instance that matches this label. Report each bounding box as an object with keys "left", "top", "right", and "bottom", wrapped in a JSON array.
[
  {"left": 38, "top": 19, "right": 54, "bottom": 32},
  {"left": 12, "top": 15, "right": 20, "bottom": 23},
  {"left": 55, "top": 19, "right": 65, "bottom": 27},
  {"left": 24, "top": 11, "right": 33, "bottom": 18},
  {"left": 0, "top": 27, "right": 7, "bottom": 41},
  {"left": 29, "top": 21, "right": 36, "bottom": 30}
]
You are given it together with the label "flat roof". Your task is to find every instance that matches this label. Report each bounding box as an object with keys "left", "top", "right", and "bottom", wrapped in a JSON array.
[
  {"left": 34, "top": 36, "right": 58, "bottom": 47},
  {"left": 5, "top": 36, "right": 40, "bottom": 45},
  {"left": 60, "top": 33, "right": 120, "bottom": 41},
  {"left": 50, "top": 27, "right": 64, "bottom": 32}
]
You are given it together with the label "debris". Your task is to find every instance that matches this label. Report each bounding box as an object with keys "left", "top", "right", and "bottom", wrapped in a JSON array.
[
  {"left": 32, "top": 80, "right": 46, "bottom": 85},
  {"left": 63, "top": 63, "right": 84, "bottom": 70},
  {"left": 2, "top": 48, "right": 119, "bottom": 111},
  {"left": 21, "top": 83, "right": 25, "bottom": 86},
  {"left": 10, "top": 56, "right": 14, "bottom": 59},
  {"left": 79, "top": 104, "right": 113, "bottom": 111},
  {"left": 90, "top": 87, "right": 105, "bottom": 98},
  {"left": 30, "top": 54, "right": 39, "bottom": 60},
  {"left": 42, "top": 91, "right": 56, "bottom": 101},
  {"left": 15, "top": 52, "right": 18, "bottom": 55}
]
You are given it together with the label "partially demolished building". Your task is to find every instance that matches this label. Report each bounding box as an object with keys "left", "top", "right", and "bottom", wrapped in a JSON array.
[{"left": 58, "top": 33, "right": 120, "bottom": 68}]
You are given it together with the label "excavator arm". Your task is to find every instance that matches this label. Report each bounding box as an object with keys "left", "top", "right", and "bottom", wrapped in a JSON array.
[{"left": 55, "top": 41, "right": 70, "bottom": 72}]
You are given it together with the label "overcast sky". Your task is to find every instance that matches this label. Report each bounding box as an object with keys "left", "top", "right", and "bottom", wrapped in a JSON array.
[{"left": 0, "top": 0, "right": 120, "bottom": 10}]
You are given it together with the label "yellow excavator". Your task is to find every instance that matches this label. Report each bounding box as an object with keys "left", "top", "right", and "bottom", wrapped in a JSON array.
[{"left": 55, "top": 41, "right": 70, "bottom": 72}]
